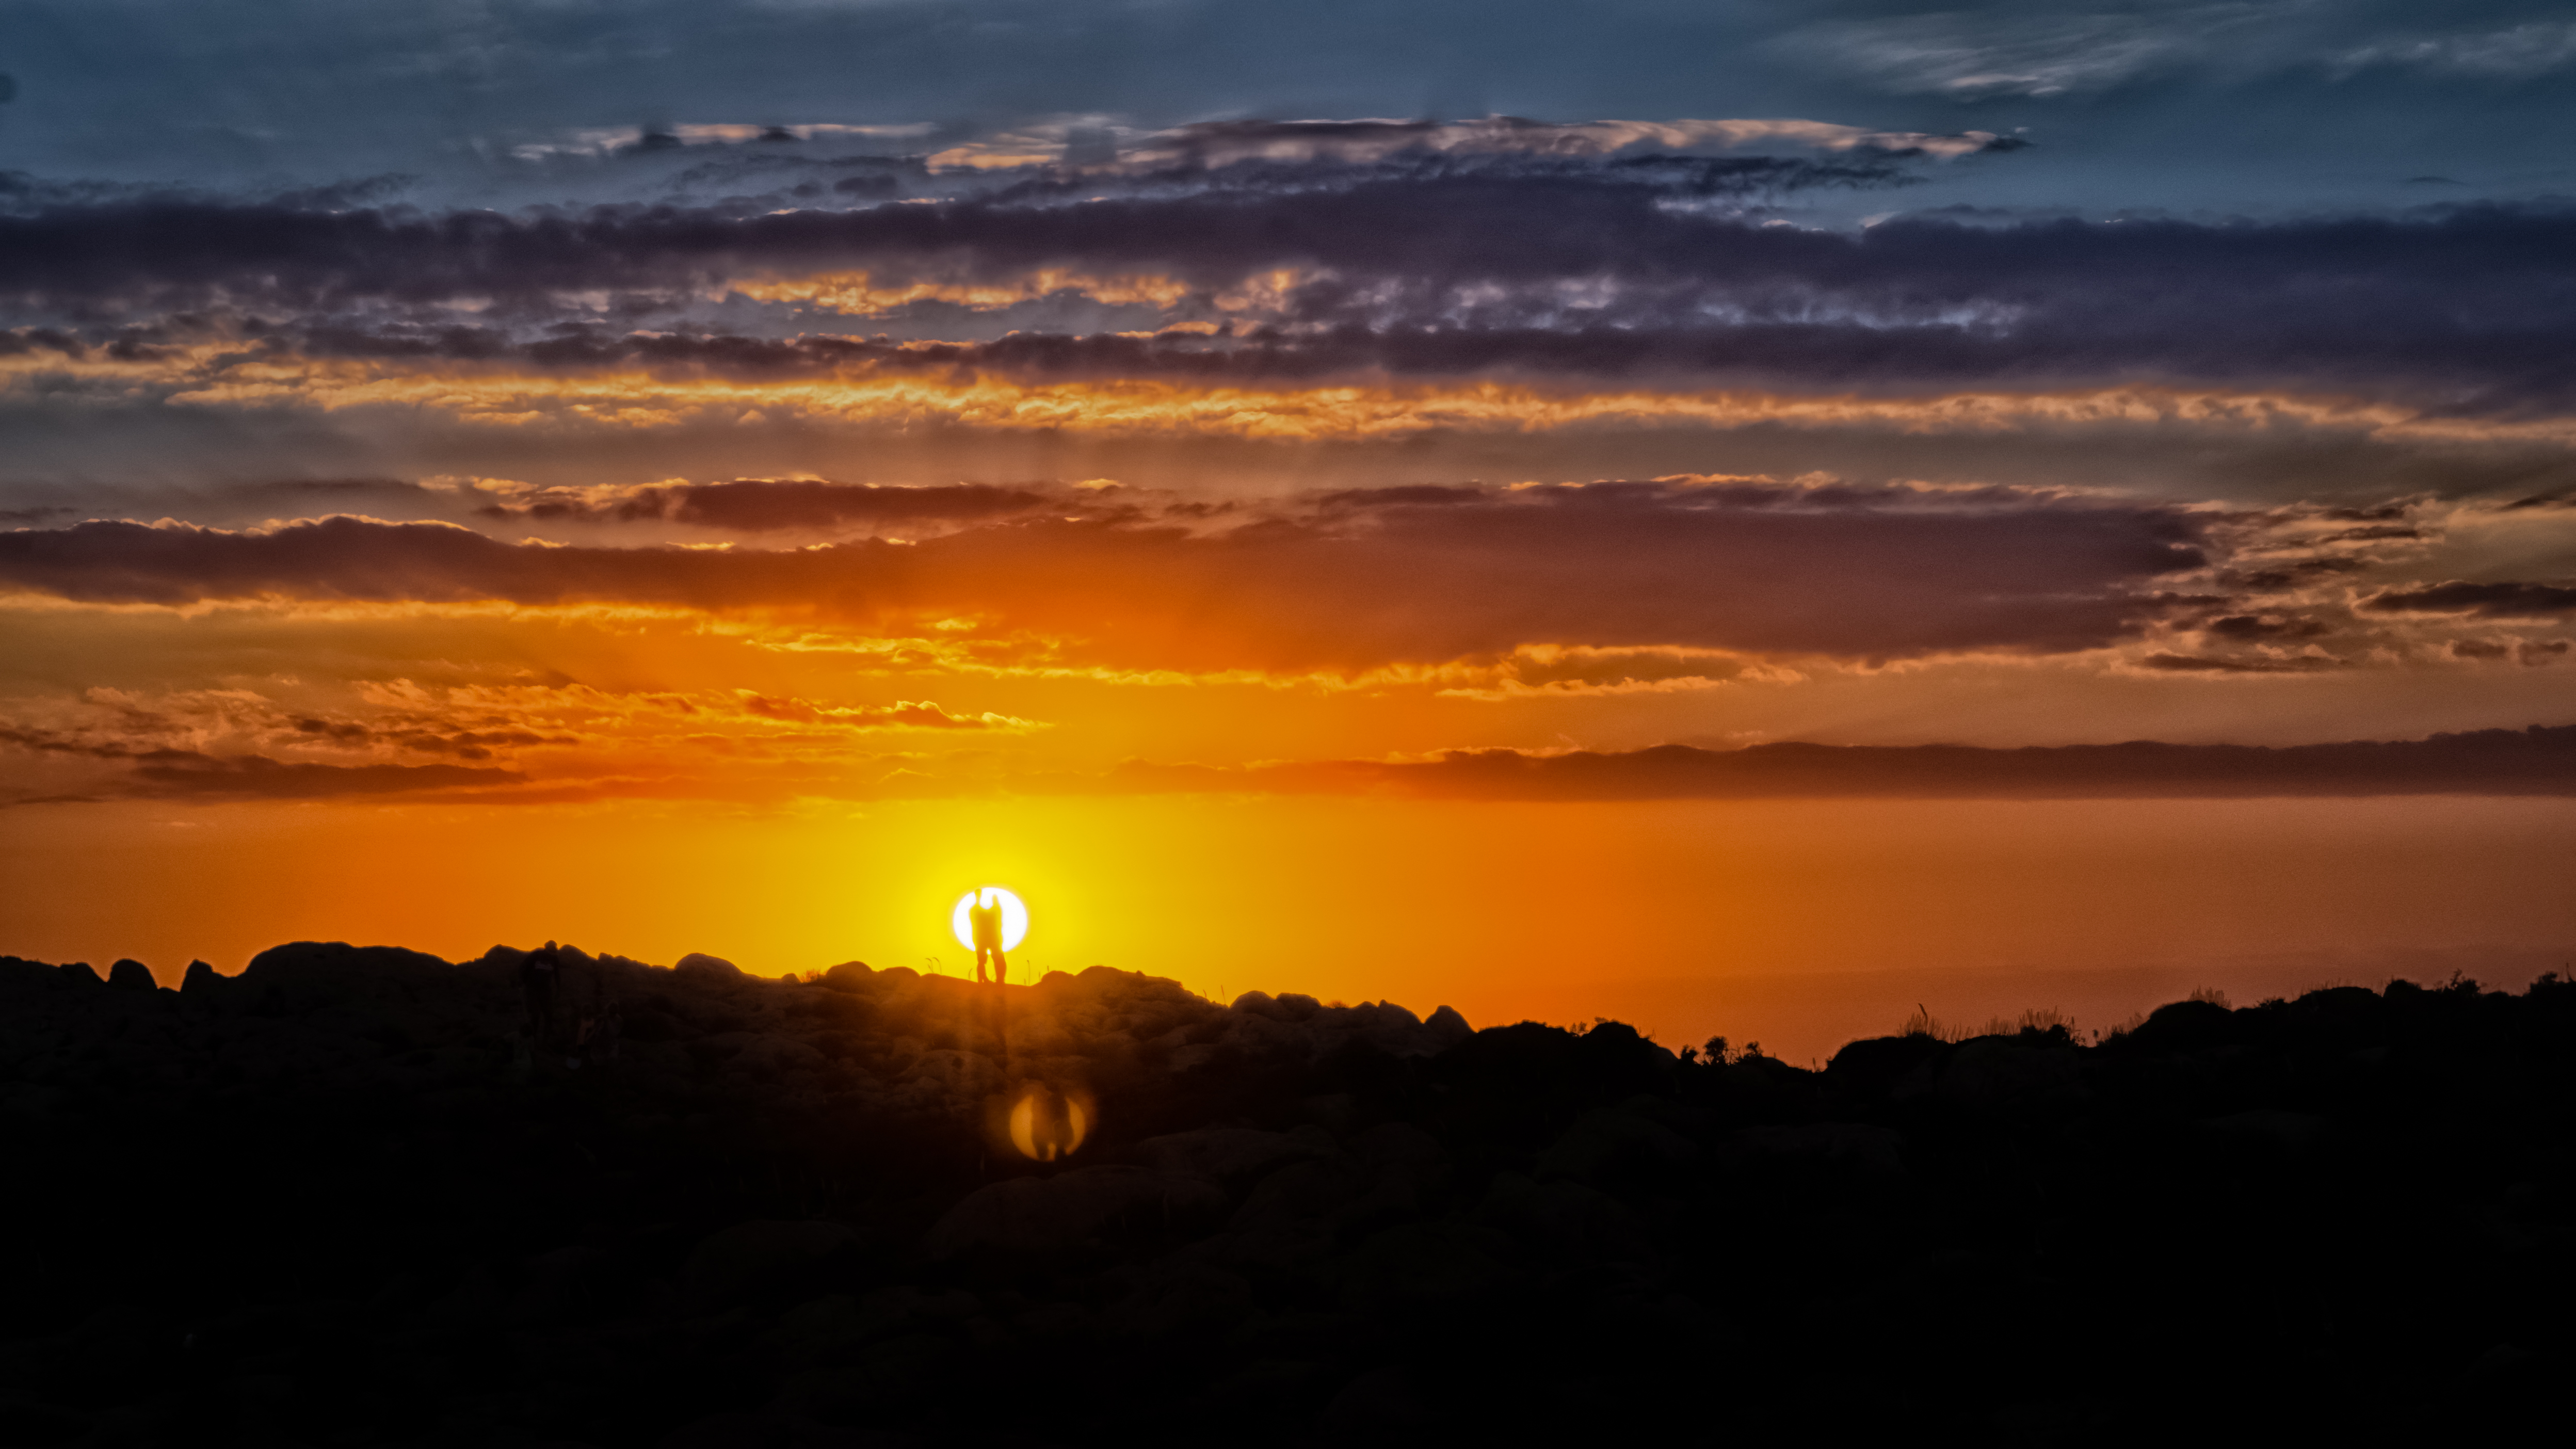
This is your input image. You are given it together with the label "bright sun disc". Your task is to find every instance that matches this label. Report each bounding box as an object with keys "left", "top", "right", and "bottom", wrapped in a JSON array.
[{"left": 951, "top": 886, "right": 1030, "bottom": 951}]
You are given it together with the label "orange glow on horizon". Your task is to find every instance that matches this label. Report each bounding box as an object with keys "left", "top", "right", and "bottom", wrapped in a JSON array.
[{"left": 4, "top": 793, "right": 2569, "bottom": 1065}]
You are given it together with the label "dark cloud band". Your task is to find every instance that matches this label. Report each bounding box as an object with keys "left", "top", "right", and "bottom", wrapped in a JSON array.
[
  {"left": 0, "top": 488, "right": 2209, "bottom": 666},
  {"left": 1101, "top": 726, "right": 2576, "bottom": 800},
  {"left": 2366, "top": 580, "right": 2576, "bottom": 617},
  {"left": 478, "top": 479, "right": 1058, "bottom": 530},
  {"left": 7, "top": 179, "right": 2575, "bottom": 403}
]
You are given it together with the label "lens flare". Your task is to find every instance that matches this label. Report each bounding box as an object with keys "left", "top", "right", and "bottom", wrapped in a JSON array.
[
  {"left": 1007, "top": 1083, "right": 1089, "bottom": 1162},
  {"left": 950, "top": 886, "right": 1030, "bottom": 951}
]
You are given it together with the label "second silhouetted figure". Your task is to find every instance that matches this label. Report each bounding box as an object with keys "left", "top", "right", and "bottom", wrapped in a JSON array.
[{"left": 970, "top": 891, "right": 1008, "bottom": 985}]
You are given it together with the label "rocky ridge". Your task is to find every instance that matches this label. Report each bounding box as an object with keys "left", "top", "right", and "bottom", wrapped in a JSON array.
[{"left": 2, "top": 942, "right": 2571, "bottom": 1445}]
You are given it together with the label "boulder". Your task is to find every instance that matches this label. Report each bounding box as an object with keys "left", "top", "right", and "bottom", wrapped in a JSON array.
[
  {"left": 1342, "top": 1000, "right": 1421, "bottom": 1042},
  {"left": 898, "top": 1049, "right": 1003, "bottom": 1103},
  {"left": 673, "top": 952, "right": 743, "bottom": 982},
  {"left": 1725, "top": 1122, "right": 1906, "bottom": 1181},
  {"left": 106, "top": 959, "right": 160, "bottom": 993},
  {"left": 680, "top": 1219, "right": 863, "bottom": 1305},
  {"left": 1274, "top": 991, "right": 1324, "bottom": 1020},
  {"left": 1476, "top": 1172, "right": 1649, "bottom": 1261},
  {"left": 1348, "top": 1120, "right": 1443, "bottom": 1169},
  {"left": 659, "top": 1410, "right": 792, "bottom": 1449},
  {"left": 1936, "top": 1038, "right": 2084, "bottom": 1107},
  {"left": 1347, "top": 1121, "right": 1449, "bottom": 1202},
  {"left": 2199, "top": 1108, "right": 2326, "bottom": 1154},
  {"left": 1228, "top": 1155, "right": 1367, "bottom": 1234},
  {"left": 1135, "top": 1126, "right": 1329, "bottom": 1184},
  {"left": 1235, "top": 990, "right": 1323, "bottom": 1022},
  {"left": 926, "top": 1166, "right": 1223, "bottom": 1258},
  {"left": 818, "top": 960, "right": 875, "bottom": 993},
  {"left": 1221, "top": 1010, "right": 1315, "bottom": 1056},
  {"left": 2291, "top": 985, "right": 2383, "bottom": 1030},
  {"left": 1537, "top": 1106, "right": 1702, "bottom": 1181},
  {"left": 1343, "top": 1001, "right": 1469, "bottom": 1058},
  {"left": 730, "top": 1033, "right": 829, "bottom": 1077},
  {"left": 2124, "top": 997, "right": 2236, "bottom": 1052},
  {"left": 1334, "top": 1223, "right": 1510, "bottom": 1309},
  {"left": 1827, "top": 1033, "right": 1953, "bottom": 1103},
  {"left": 1322, "top": 1367, "right": 1437, "bottom": 1434},
  {"left": 1102, "top": 1258, "right": 1258, "bottom": 1338},
  {"left": 236, "top": 943, "right": 456, "bottom": 1015}
]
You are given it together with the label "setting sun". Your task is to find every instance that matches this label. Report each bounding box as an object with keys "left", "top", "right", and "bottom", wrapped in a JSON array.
[{"left": 949, "top": 887, "right": 1030, "bottom": 953}]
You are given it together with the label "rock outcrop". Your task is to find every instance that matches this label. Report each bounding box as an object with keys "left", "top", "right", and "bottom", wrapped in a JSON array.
[{"left": 0, "top": 945, "right": 2567, "bottom": 1444}]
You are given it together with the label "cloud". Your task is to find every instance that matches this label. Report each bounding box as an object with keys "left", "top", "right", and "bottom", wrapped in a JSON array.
[
  {"left": 2451, "top": 637, "right": 2571, "bottom": 665},
  {"left": 2501, "top": 492, "right": 2576, "bottom": 511},
  {"left": 1101, "top": 115, "right": 2022, "bottom": 169},
  {"left": 1785, "top": 8, "right": 2576, "bottom": 98},
  {"left": 0, "top": 686, "right": 580, "bottom": 770},
  {"left": 2135, "top": 652, "right": 2344, "bottom": 674},
  {"left": 2336, "top": 22, "right": 2576, "bottom": 81},
  {"left": 0, "top": 155, "right": 1909, "bottom": 311},
  {"left": 287, "top": 717, "right": 575, "bottom": 759},
  {"left": 919, "top": 113, "right": 2014, "bottom": 170},
  {"left": 118, "top": 753, "right": 528, "bottom": 800},
  {"left": 738, "top": 694, "right": 1035, "bottom": 730},
  {"left": 474, "top": 479, "right": 1064, "bottom": 532},
  {"left": 0, "top": 679, "right": 1035, "bottom": 808},
  {"left": 0, "top": 486, "right": 2213, "bottom": 668},
  {"left": 2364, "top": 581, "right": 2576, "bottom": 617},
  {"left": 1776, "top": 7, "right": 2262, "bottom": 98},
  {"left": 13, "top": 184, "right": 2575, "bottom": 407},
  {"left": 0, "top": 736, "right": 527, "bottom": 804},
  {"left": 2199, "top": 613, "right": 2332, "bottom": 641},
  {"left": 1095, "top": 725, "right": 2576, "bottom": 801}
]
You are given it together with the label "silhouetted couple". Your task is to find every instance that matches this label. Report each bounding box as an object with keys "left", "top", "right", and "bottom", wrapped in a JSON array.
[
  {"left": 520, "top": 941, "right": 621, "bottom": 1069},
  {"left": 969, "top": 892, "right": 1009, "bottom": 986}
]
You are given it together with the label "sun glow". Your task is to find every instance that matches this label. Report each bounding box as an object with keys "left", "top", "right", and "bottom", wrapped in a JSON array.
[{"left": 949, "top": 886, "right": 1030, "bottom": 951}]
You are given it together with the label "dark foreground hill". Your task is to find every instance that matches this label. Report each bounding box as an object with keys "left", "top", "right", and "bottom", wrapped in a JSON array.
[{"left": 2, "top": 944, "right": 2571, "bottom": 1447}]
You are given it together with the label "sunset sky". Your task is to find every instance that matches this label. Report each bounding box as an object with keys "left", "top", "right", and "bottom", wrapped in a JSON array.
[{"left": 4, "top": 1, "right": 2574, "bottom": 1058}]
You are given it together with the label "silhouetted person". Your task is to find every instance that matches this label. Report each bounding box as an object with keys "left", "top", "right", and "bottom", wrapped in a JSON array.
[
  {"left": 559, "top": 951, "right": 603, "bottom": 1069},
  {"left": 578, "top": 997, "right": 622, "bottom": 1066},
  {"left": 971, "top": 892, "right": 1008, "bottom": 986},
  {"left": 520, "top": 942, "right": 562, "bottom": 1055}
]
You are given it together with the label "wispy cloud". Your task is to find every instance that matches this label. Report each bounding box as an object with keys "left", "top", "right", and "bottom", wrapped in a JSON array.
[
  {"left": 2335, "top": 21, "right": 2576, "bottom": 81},
  {"left": 1776, "top": 8, "right": 2263, "bottom": 98},
  {"left": 1091, "top": 726, "right": 2576, "bottom": 801}
]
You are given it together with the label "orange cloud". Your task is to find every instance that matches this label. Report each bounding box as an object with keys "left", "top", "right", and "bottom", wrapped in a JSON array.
[
  {"left": 738, "top": 694, "right": 1041, "bottom": 730},
  {"left": 731, "top": 269, "right": 1192, "bottom": 314},
  {"left": 0, "top": 674, "right": 1050, "bottom": 809}
]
